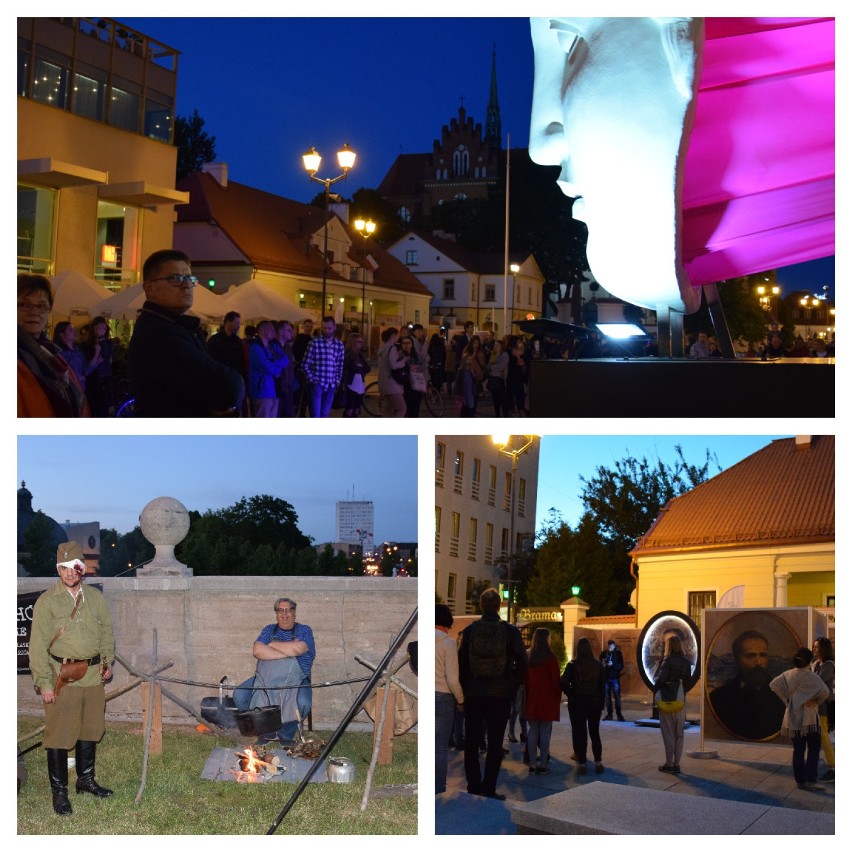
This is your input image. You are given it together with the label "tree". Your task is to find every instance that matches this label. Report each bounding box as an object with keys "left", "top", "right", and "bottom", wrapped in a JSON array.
[
  {"left": 580, "top": 446, "right": 719, "bottom": 556},
  {"left": 525, "top": 446, "right": 720, "bottom": 617},
  {"left": 98, "top": 527, "right": 154, "bottom": 577},
  {"left": 175, "top": 109, "right": 216, "bottom": 181},
  {"left": 21, "top": 511, "right": 61, "bottom": 577}
]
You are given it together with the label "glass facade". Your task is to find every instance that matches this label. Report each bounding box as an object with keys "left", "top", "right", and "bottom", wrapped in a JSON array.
[
  {"left": 95, "top": 201, "right": 139, "bottom": 284},
  {"left": 17, "top": 185, "right": 56, "bottom": 273}
]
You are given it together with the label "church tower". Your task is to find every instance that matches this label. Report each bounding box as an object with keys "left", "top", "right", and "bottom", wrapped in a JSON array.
[{"left": 485, "top": 45, "right": 502, "bottom": 149}]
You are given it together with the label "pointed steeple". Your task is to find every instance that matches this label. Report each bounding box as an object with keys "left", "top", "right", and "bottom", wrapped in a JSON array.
[{"left": 485, "top": 44, "right": 502, "bottom": 150}]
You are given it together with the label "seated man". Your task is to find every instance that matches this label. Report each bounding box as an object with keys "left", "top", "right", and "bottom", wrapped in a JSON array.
[{"left": 235, "top": 597, "right": 315, "bottom": 744}]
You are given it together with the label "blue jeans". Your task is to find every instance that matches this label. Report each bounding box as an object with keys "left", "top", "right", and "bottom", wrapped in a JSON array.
[
  {"left": 234, "top": 676, "right": 312, "bottom": 742},
  {"left": 604, "top": 678, "right": 622, "bottom": 716},
  {"left": 435, "top": 691, "right": 456, "bottom": 793},
  {"left": 307, "top": 383, "right": 335, "bottom": 418}
]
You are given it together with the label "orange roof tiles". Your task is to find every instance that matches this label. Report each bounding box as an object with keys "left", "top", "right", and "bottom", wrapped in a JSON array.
[
  {"left": 632, "top": 436, "right": 834, "bottom": 554},
  {"left": 177, "top": 172, "right": 431, "bottom": 297}
]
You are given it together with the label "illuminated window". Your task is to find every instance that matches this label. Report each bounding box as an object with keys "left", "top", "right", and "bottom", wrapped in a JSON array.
[
  {"left": 688, "top": 591, "right": 716, "bottom": 625},
  {"left": 95, "top": 201, "right": 139, "bottom": 284}
]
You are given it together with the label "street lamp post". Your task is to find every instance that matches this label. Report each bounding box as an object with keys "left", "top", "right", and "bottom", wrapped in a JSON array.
[
  {"left": 354, "top": 218, "right": 376, "bottom": 351},
  {"left": 303, "top": 144, "right": 357, "bottom": 321},
  {"left": 491, "top": 434, "right": 536, "bottom": 624}
]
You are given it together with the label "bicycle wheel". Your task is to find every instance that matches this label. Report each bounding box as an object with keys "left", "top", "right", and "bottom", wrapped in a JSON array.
[
  {"left": 361, "top": 382, "right": 383, "bottom": 417},
  {"left": 425, "top": 384, "right": 445, "bottom": 417}
]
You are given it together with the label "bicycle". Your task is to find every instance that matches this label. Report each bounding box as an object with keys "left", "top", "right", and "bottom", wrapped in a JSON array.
[{"left": 360, "top": 380, "right": 444, "bottom": 417}]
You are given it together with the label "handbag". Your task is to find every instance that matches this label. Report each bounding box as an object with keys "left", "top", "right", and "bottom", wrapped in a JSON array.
[
  {"left": 408, "top": 370, "right": 427, "bottom": 393},
  {"left": 655, "top": 679, "right": 685, "bottom": 714}
]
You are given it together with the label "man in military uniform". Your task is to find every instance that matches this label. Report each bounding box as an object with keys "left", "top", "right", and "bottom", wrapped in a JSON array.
[{"left": 29, "top": 542, "right": 116, "bottom": 815}]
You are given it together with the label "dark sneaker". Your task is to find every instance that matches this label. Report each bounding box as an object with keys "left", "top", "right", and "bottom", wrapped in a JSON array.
[
  {"left": 659, "top": 764, "right": 676, "bottom": 773},
  {"left": 820, "top": 769, "right": 835, "bottom": 782},
  {"left": 595, "top": 762, "right": 605, "bottom": 774}
]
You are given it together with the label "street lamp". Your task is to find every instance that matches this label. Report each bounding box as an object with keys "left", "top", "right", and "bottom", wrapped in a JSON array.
[
  {"left": 354, "top": 218, "right": 377, "bottom": 348},
  {"left": 756, "top": 284, "right": 780, "bottom": 312},
  {"left": 800, "top": 295, "right": 820, "bottom": 339},
  {"left": 510, "top": 263, "right": 520, "bottom": 332},
  {"left": 303, "top": 143, "right": 357, "bottom": 321},
  {"left": 491, "top": 434, "right": 536, "bottom": 624}
]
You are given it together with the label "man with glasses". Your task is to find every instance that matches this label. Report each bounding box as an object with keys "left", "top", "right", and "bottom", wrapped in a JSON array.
[
  {"left": 234, "top": 598, "right": 316, "bottom": 745},
  {"left": 128, "top": 249, "right": 245, "bottom": 416},
  {"left": 29, "top": 542, "right": 115, "bottom": 815}
]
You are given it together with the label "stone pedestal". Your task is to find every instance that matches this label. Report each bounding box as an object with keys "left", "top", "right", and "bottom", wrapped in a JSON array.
[{"left": 136, "top": 496, "right": 193, "bottom": 577}]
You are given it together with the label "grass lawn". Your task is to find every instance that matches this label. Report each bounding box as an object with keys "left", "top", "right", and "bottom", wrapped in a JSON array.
[{"left": 18, "top": 716, "right": 417, "bottom": 835}]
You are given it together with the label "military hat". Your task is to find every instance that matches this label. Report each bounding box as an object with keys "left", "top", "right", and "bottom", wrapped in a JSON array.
[{"left": 56, "top": 541, "right": 84, "bottom": 565}]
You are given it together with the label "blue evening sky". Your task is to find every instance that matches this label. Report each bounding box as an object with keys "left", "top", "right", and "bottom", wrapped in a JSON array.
[
  {"left": 17, "top": 434, "right": 417, "bottom": 541},
  {"left": 535, "top": 434, "right": 790, "bottom": 534}
]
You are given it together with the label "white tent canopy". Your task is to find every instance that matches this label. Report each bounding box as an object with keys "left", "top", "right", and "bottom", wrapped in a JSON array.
[
  {"left": 49, "top": 269, "right": 113, "bottom": 320},
  {"left": 92, "top": 282, "right": 226, "bottom": 322},
  {"left": 220, "top": 279, "right": 311, "bottom": 323}
]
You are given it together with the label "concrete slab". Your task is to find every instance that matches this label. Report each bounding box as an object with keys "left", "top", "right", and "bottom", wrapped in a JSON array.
[{"left": 510, "top": 781, "right": 835, "bottom": 835}]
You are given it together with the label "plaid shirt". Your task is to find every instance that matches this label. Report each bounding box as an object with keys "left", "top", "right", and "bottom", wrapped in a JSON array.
[{"left": 301, "top": 335, "right": 344, "bottom": 389}]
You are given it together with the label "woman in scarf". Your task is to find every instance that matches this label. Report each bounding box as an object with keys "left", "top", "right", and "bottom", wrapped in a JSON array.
[
  {"left": 810, "top": 637, "right": 835, "bottom": 783},
  {"left": 17, "top": 274, "right": 89, "bottom": 417},
  {"left": 341, "top": 332, "right": 371, "bottom": 418},
  {"left": 523, "top": 628, "right": 561, "bottom": 775},
  {"left": 769, "top": 647, "right": 830, "bottom": 792}
]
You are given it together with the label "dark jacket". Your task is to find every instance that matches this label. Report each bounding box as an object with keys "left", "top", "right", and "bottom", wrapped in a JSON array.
[
  {"left": 600, "top": 645, "right": 624, "bottom": 680},
  {"left": 561, "top": 658, "right": 606, "bottom": 706},
  {"left": 458, "top": 612, "right": 527, "bottom": 698},
  {"left": 129, "top": 301, "right": 245, "bottom": 417},
  {"left": 207, "top": 329, "right": 247, "bottom": 377}
]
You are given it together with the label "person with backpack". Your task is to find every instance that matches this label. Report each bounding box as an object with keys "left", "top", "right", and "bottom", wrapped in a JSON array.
[
  {"left": 653, "top": 634, "right": 693, "bottom": 774},
  {"left": 458, "top": 588, "right": 527, "bottom": 800}
]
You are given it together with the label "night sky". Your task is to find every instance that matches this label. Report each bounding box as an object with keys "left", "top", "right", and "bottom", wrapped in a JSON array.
[
  {"left": 116, "top": 14, "right": 835, "bottom": 297},
  {"left": 119, "top": 16, "right": 535, "bottom": 203}
]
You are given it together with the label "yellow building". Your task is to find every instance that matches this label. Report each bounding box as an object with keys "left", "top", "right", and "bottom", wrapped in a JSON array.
[
  {"left": 17, "top": 18, "right": 187, "bottom": 286},
  {"left": 631, "top": 435, "right": 834, "bottom": 630}
]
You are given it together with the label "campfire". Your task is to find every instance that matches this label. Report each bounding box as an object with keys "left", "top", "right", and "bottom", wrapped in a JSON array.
[
  {"left": 234, "top": 746, "right": 284, "bottom": 783},
  {"left": 201, "top": 738, "right": 329, "bottom": 785}
]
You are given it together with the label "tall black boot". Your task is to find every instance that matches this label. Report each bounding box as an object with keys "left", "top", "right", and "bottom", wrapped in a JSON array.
[
  {"left": 74, "top": 741, "right": 113, "bottom": 797},
  {"left": 47, "top": 748, "right": 73, "bottom": 815}
]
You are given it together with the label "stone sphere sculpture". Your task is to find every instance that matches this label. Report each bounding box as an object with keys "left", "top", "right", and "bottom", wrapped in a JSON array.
[{"left": 136, "top": 496, "right": 192, "bottom": 577}]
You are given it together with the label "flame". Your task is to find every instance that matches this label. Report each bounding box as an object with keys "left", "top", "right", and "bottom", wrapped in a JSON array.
[{"left": 240, "top": 746, "right": 264, "bottom": 774}]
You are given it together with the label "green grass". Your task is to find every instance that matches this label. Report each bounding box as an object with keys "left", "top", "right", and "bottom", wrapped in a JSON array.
[{"left": 18, "top": 717, "right": 417, "bottom": 835}]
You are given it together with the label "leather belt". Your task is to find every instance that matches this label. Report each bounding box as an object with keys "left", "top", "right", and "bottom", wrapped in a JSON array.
[{"left": 51, "top": 653, "right": 101, "bottom": 666}]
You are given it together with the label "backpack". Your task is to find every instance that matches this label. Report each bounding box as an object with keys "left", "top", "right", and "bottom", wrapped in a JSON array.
[{"left": 468, "top": 620, "right": 508, "bottom": 679}]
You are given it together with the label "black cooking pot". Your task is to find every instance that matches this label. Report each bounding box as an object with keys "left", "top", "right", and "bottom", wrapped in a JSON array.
[{"left": 235, "top": 704, "right": 282, "bottom": 737}]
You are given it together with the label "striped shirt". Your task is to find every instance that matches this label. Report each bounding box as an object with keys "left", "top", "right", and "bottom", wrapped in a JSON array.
[{"left": 256, "top": 622, "right": 315, "bottom": 679}]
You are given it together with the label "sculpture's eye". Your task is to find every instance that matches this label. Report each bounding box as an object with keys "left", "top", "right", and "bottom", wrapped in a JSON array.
[{"left": 549, "top": 21, "right": 587, "bottom": 81}]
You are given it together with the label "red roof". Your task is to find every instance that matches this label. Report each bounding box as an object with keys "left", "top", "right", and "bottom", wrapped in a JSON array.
[
  {"left": 632, "top": 436, "right": 834, "bottom": 554},
  {"left": 177, "top": 172, "right": 431, "bottom": 297}
]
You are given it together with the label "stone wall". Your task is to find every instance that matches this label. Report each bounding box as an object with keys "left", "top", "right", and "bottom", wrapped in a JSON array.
[{"left": 18, "top": 576, "right": 418, "bottom": 730}]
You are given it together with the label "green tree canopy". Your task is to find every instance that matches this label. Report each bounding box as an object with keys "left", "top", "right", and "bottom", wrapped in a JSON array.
[
  {"left": 175, "top": 109, "right": 216, "bottom": 181},
  {"left": 21, "top": 511, "right": 63, "bottom": 577}
]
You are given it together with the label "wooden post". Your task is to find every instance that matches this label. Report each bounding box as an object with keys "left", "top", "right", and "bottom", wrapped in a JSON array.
[
  {"left": 140, "top": 682, "right": 163, "bottom": 754},
  {"left": 373, "top": 686, "right": 397, "bottom": 765}
]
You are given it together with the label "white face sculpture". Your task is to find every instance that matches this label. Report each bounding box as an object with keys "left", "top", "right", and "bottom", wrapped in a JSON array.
[{"left": 529, "top": 17, "right": 703, "bottom": 314}]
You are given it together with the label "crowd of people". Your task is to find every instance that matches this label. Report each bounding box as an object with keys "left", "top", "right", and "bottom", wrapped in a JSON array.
[{"left": 435, "top": 596, "right": 836, "bottom": 801}]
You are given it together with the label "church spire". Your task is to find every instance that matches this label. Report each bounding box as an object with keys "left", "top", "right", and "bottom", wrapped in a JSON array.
[{"left": 485, "top": 44, "right": 502, "bottom": 149}]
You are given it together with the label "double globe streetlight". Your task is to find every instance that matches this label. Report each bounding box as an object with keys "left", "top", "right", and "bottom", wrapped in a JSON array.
[{"left": 303, "top": 144, "right": 356, "bottom": 321}]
